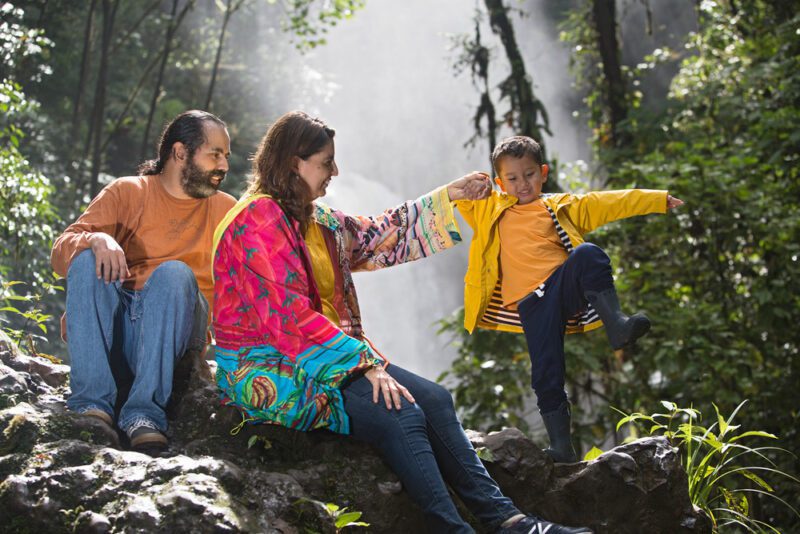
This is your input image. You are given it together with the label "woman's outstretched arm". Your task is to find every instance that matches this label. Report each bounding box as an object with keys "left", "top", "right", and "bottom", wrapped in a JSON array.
[{"left": 339, "top": 172, "right": 489, "bottom": 271}]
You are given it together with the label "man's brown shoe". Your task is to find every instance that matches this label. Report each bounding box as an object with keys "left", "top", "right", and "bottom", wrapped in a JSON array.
[
  {"left": 75, "top": 407, "right": 120, "bottom": 447},
  {"left": 127, "top": 420, "right": 168, "bottom": 455},
  {"left": 81, "top": 408, "right": 113, "bottom": 426}
]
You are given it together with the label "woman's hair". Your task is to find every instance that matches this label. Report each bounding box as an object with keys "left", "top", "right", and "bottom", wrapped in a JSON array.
[
  {"left": 137, "top": 110, "right": 227, "bottom": 176},
  {"left": 491, "top": 135, "right": 544, "bottom": 171},
  {"left": 248, "top": 111, "right": 335, "bottom": 232}
]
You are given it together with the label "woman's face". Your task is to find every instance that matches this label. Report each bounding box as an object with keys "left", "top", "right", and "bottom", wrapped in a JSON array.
[{"left": 296, "top": 140, "right": 338, "bottom": 200}]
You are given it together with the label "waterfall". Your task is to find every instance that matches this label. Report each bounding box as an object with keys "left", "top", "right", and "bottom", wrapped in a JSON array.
[{"left": 282, "top": 0, "right": 591, "bottom": 379}]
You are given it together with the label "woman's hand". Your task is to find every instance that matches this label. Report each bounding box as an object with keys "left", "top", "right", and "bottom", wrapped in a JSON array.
[
  {"left": 364, "top": 366, "right": 416, "bottom": 410},
  {"left": 447, "top": 172, "right": 492, "bottom": 201},
  {"left": 667, "top": 195, "right": 684, "bottom": 210}
]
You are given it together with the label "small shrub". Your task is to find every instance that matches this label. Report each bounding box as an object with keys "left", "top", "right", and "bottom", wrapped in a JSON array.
[{"left": 616, "top": 400, "right": 800, "bottom": 532}]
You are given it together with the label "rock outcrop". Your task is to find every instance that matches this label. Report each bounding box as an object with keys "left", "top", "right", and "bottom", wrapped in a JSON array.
[{"left": 0, "top": 331, "right": 710, "bottom": 533}]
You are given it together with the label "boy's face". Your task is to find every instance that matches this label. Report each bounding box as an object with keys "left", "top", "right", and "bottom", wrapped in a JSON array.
[{"left": 495, "top": 155, "right": 549, "bottom": 205}]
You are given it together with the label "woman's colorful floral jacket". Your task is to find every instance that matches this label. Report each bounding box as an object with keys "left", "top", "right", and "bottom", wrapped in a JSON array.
[{"left": 212, "top": 186, "right": 460, "bottom": 434}]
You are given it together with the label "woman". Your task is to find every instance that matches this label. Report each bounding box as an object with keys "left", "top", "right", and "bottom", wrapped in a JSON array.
[{"left": 212, "top": 111, "right": 591, "bottom": 534}]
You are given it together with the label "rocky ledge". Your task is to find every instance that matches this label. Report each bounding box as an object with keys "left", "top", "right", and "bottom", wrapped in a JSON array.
[{"left": 0, "top": 331, "right": 710, "bottom": 533}]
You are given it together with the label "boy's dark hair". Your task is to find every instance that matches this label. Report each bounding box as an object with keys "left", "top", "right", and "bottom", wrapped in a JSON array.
[
  {"left": 491, "top": 136, "right": 544, "bottom": 171},
  {"left": 137, "top": 110, "right": 227, "bottom": 175}
]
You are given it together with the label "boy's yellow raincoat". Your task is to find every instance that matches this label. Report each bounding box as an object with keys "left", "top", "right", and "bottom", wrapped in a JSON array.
[{"left": 455, "top": 189, "right": 667, "bottom": 334}]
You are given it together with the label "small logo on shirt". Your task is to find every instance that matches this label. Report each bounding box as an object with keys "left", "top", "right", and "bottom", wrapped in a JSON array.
[{"left": 166, "top": 218, "right": 200, "bottom": 240}]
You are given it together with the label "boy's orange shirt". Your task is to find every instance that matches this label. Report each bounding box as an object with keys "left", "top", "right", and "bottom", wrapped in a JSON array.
[{"left": 497, "top": 199, "right": 568, "bottom": 306}]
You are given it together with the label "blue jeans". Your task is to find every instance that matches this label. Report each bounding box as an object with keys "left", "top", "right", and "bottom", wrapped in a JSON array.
[
  {"left": 343, "top": 364, "right": 520, "bottom": 533},
  {"left": 65, "top": 249, "right": 207, "bottom": 432},
  {"left": 517, "top": 242, "right": 614, "bottom": 413}
]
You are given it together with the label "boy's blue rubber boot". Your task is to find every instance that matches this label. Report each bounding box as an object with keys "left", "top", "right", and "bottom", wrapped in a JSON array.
[
  {"left": 541, "top": 401, "right": 578, "bottom": 463},
  {"left": 584, "top": 288, "right": 651, "bottom": 350}
]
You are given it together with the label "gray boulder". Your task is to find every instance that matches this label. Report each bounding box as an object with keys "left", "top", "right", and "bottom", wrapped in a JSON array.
[
  {"left": 469, "top": 428, "right": 709, "bottom": 533},
  {"left": 0, "top": 331, "right": 710, "bottom": 533}
]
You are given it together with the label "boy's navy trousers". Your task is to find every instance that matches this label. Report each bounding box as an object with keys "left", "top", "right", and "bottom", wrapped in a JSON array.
[{"left": 516, "top": 242, "right": 614, "bottom": 413}]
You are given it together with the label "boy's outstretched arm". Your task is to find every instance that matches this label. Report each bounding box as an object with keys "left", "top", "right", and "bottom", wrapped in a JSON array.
[{"left": 667, "top": 195, "right": 684, "bottom": 209}]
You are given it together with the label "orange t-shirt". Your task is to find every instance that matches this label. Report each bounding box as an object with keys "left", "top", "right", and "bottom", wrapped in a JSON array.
[
  {"left": 51, "top": 175, "right": 236, "bottom": 310},
  {"left": 498, "top": 199, "right": 568, "bottom": 306}
]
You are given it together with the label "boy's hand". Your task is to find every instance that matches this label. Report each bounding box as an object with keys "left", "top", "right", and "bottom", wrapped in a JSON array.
[
  {"left": 447, "top": 172, "right": 492, "bottom": 201},
  {"left": 667, "top": 195, "right": 684, "bottom": 210}
]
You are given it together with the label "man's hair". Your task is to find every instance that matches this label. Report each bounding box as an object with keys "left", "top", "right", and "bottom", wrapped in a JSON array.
[
  {"left": 247, "top": 110, "right": 335, "bottom": 233},
  {"left": 491, "top": 136, "right": 545, "bottom": 171},
  {"left": 137, "top": 110, "right": 227, "bottom": 175}
]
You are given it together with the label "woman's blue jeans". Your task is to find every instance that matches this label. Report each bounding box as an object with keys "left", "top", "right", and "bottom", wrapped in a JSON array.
[
  {"left": 64, "top": 249, "right": 207, "bottom": 433},
  {"left": 342, "top": 364, "right": 520, "bottom": 533}
]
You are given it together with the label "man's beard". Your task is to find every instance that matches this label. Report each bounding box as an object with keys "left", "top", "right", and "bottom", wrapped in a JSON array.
[{"left": 181, "top": 157, "right": 225, "bottom": 199}]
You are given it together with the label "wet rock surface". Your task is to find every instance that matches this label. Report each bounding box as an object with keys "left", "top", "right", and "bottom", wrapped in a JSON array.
[{"left": 0, "top": 331, "right": 710, "bottom": 533}]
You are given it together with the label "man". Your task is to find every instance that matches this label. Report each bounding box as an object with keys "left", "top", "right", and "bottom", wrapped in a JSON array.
[{"left": 51, "top": 110, "right": 236, "bottom": 454}]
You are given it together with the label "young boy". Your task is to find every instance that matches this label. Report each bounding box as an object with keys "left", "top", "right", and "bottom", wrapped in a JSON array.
[{"left": 455, "top": 136, "right": 683, "bottom": 463}]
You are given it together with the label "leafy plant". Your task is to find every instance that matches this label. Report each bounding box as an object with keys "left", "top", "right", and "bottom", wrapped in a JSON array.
[
  {"left": 436, "top": 307, "right": 532, "bottom": 432},
  {"left": 293, "top": 498, "right": 369, "bottom": 533},
  {"left": 322, "top": 502, "right": 369, "bottom": 533},
  {"left": 616, "top": 400, "right": 800, "bottom": 532},
  {"left": 0, "top": 279, "right": 61, "bottom": 348},
  {"left": 246, "top": 434, "right": 272, "bottom": 451},
  {"left": 283, "top": 0, "right": 365, "bottom": 51}
]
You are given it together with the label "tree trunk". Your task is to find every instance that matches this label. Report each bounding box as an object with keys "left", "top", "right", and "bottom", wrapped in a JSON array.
[
  {"left": 205, "top": 0, "right": 237, "bottom": 110},
  {"left": 110, "top": 0, "right": 162, "bottom": 56},
  {"left": 35, "top": 0, "right": 51, "bottom": 28},
  {"left": 483, "top": 0, "right": 553, "bottom": 184},
  {"left": 461, "top": 13, "right": 498, "bottom": 172},
  {"left": 140, "top": 0, "right": 180, "bottom": 161},
  {"left": 70, "top": 0, "right": 97, "bottom": 150},
  {"left": 88, "top": 0, "right": 118, "bottom": 198},
  {"left": 101, "top": 48, "right": 166, "bottom": 155},
  {"left": 592, "top": 0, "right": 628, "bottom": 148},
  {"left": 140, "top": 0, "right": 194, "bottom": 160}
]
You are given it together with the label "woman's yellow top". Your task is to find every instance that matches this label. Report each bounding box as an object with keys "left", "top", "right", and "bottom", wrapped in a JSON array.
[{"left": 304, "top": 221, "right": 340, "bottom": 324}]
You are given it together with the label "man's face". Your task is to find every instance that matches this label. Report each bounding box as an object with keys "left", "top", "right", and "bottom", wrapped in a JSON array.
[
  {"left": 496, "top": 155, "right": 548, "bottom": 205},
  {"left": 181, "top": 125, "right": 231, "bottom": 199}
]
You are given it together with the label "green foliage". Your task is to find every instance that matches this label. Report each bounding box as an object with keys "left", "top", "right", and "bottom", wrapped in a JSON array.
[
  {"left": 0, "top": 8, "right": 58, "bottom": 285},
  {"left": 246, "top": 434, "right": 272, "bottom": 451},
  {"left": 598, "top": 4, "right": 800, "bottom": 527},
  {"left": 2, "top": 0, "right": 370, "bottom": 361},
  {"left": 293, "top": 498, "right": 369, "bottom": 533},
  {"left": 283, "top": 0, "right": 365, "bottom": 51},
  {"left": 322, "top": 502, "right": 369, "bottom": 533},
  {"left": 0, "top": 5, "right": 62, "bottom": 356},
  {"left": 0, "top": 279, "right": 61, "bottom": 348},
  {"left": 436, "top": 308, "right": 532, "bottom": 432},
  {"left": 0, "top": 3, "right": 52, "bottom": 78},
  {"left": 475, "top": 446, "right": 495, "bottom": 462},
  {"left": 617, "top": 400, "right": 799, "bottom": 533},
  {"left": 440, "top": 1, "right": 800, "bottom": 528},
  {"left": 582, "top": 446, "right": 602, "bottom": 462}
]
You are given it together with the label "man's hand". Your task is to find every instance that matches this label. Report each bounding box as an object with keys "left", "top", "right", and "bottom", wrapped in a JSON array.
[
  {"left": 447, "top": 172, "right": 492, "bottom": 201},
  {"left": 364, "top": 365, "right": 416, "bottom": 410},
  {"left": 89, "top": 233, "right": 131, "bottom": 283},
  {"left": 667, "top": 195, "right": 684, "bottom": 210}
]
